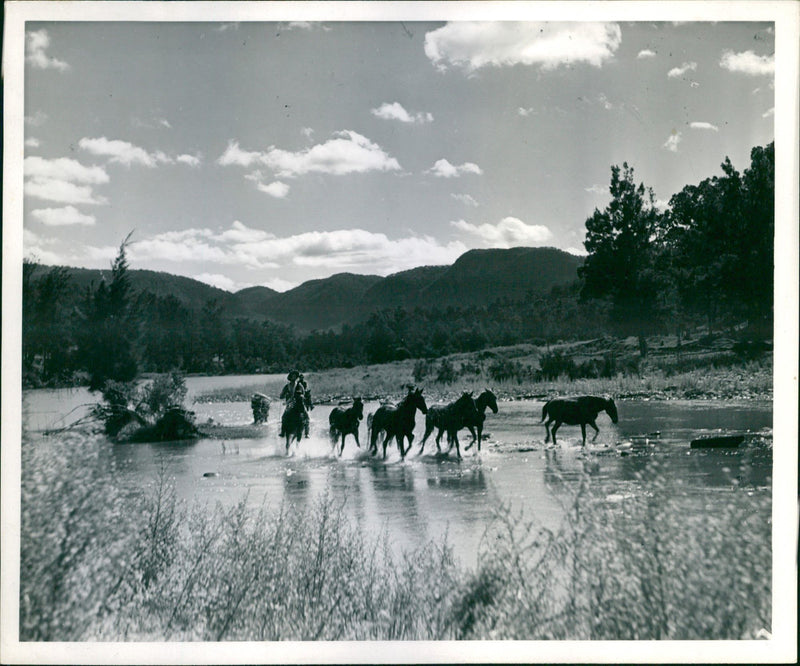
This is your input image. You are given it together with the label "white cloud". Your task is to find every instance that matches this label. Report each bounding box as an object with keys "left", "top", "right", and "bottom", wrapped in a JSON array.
[
  {"left": 25, "top": 138, "right": 41, "bottom": 148},
  {"left": 451, "top": 193, "right": 479, "bottom": 207},
  {"left": 79, "top": 136, "right": 173, "bottom": 167},
  {"left": 585, "top": 184, "right": 607, "bottom": 194},
  {"left": 762, "top": 107, "right": 775, "bottom": 118},
  {"left": 654, "top": 199, "right": 670, "bottom": 211},
  {"left": 193, "top": 273, "right": 241, "bottom": 292},
  {"left": 424, "top": 22, "right": 621, "bottom": 72},
  {"left": 24, "top": 178, "right": 108, "bottom": 205},
  {"left": 689, "top": 121, "right": 719, "bottom": 132},
  {"left": 565, "top": 246, "right": 588, "bottom": 257},
  {"left": 371, "top": 102, "right": 433, "bottom": 124},
  {"left": 177, "top": 154, "right": 202, "bottom": 167},
  {"left": 720, "top": 50, "right": 774, "bottom": 76},
  {"left": 120, "top": 221, "right": 466, "bottom": 276},
  {"left": 218, "top": 140, "right": 264, "bottom": 167},
  {"left": 451, "top": 216, "right": 553, "bottom": 247},
  {"left": 31, "top": 205, "right": 96, "bottom": 227},
  {"left": 257, "top": 181, "right": 290, "bottom": 198},
  {"left": 667, "top": 61, "right": 697, "bottom": 78},
  {"left": 25, "top": 111, "right": 48, "bottom": 127},
  {"left": 218, "top": 131, "right": 401, "bottom": 178},
  {"left": 301, "top": 127, "right": 315, "bottom": 140},
  {"left": 663, "top": 132, "right": 682, "bottom": 153},
  {"left": 24, "top": 156, "right": 109, "bottom": 184},
  {"left": 517, "top": 107, "right": 535, "bottom": 117},
  {"left": 427, "top": 159, "right": 483, "bottom": 178},
  {"left": 23, "top": 229, "right": 74, "bottom": 265},
  {"left": 637, "top": 49, "right": 656, "bottom": 59},
  {"left": 26, "top": 29, "right": 70, "bottom": 71},
  {"left": 262, "top": 277, "right": 297, "bottom": 293}
]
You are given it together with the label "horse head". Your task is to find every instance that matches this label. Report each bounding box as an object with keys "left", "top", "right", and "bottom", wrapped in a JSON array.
[
  {"left": 605, "top": 397, "right": 619, "bottom": 423},
  {"left": 481, "top": 388, "right": 499, "bottom": 414},
  {"left": 412, "top": 387, "right": 428, "bottom": 414}
]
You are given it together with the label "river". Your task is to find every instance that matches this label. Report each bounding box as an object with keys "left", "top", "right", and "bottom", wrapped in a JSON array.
[{"left": 21, "top": 376, "right": 772, "bottom": 567}]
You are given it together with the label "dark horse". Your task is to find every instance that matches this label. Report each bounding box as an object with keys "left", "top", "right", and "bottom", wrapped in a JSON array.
[
  {"left": 463, "top": 388, "right": 499, "bottom": 452},
  {"left": 329, "top": 397, "right": 364, "bottom": 456},
  {"left": 418, "top": 392, "right": 480, "bottom": 460},
  {"left": 281, "top": 397, "right": 308, "bottom": 454},
  {"left": 369, "top": 387, "right": 428, "bottom": 460},
  {"left": 541, "top": 395, "right": 618, "bottom": 446}
]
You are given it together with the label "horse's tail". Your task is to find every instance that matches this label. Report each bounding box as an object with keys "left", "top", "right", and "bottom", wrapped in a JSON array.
[{"left": 541, "top": 400, "right": 550, "bottom": 422}]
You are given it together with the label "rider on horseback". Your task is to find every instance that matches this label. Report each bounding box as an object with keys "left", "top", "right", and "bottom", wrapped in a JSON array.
[{"left": 278, "top": 370, "right": 312, "bottom": 438}]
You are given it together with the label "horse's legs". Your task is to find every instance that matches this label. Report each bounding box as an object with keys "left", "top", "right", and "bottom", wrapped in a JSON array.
[
  {"left": 450, "top": 430, "right": 462, "bottom": 460},
  {"left": 589, "top": 420, "right": 600, "bottom": 441},
  {"left": 550, "top": 421, "right": 561, "bottom": 446},
  {"left": 420, "top": 422, "right": 433, "bottom": 452},
  {"left": 476, "top": 423, "right": 483, "bottom": 452},
  {"left": 435, "top": 427, "right": 444, "bottom": 452},
  {"left": 464, "top": 425, "right": 477, "bottom": 451},
  {"left": 353, "top": 429, "right": 361, "bottom": 448},
  {"left": 580, "top": 423, "right": 587, "bottom": 446},
  {"left": 382, "top": 432, "right": 391, "bottom": 459},
  {"left": 544, "top": 418, "right": 552, "bottom": 443}
]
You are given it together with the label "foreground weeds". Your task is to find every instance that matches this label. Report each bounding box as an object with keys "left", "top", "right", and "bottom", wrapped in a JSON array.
[{"left": 21, "top": 435, "right": 770, "bottom": 641}]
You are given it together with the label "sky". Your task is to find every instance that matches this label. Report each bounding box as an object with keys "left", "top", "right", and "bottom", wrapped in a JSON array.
[{"left": 21, "top": 17, "right": 776, "bottom": 293}]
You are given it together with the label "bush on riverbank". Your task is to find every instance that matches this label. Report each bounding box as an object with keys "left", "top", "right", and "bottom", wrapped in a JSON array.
[{"left": 20, "top": 434, "right": 771, "bottom": 641}]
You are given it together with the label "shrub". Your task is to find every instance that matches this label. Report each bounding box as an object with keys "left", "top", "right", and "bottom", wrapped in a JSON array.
[
  {"left": 538, "top": 350, "right": 577, "bottom": 381},
  {"left": 435, "top": 358, "right": 457, "bottom": 385}
]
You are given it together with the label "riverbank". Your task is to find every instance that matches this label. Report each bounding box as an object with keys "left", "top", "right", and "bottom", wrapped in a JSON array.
[{"left": 192, "top": 350, "right": 772, "bottom": 405}]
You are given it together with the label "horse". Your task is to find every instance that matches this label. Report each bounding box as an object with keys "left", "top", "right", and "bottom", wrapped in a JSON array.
[
  {"left": 369, "top": 387, "right": 428, "bottom": 460},
  {"left": 329, "top": 397, "right": 364, "bottom": 456},
  {"left": 541, "top": 395, "right": 618, "bottom": 446},
  {"left": 251, "top": 393, "right": 271, "bottom": 425},
  {"left": 463, "top": 388, "right": 499, "bottom": 452},
  {"left": 281, "top": 397, "right": 308, "bottom": 454},
  {"left": 418, "top": 392, "right": 480, "bottom": 460}
]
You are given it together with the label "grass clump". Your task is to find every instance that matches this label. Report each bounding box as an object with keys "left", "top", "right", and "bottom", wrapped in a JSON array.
[{"left": 454, "top": 464, "right": 771, "bottom": 640}]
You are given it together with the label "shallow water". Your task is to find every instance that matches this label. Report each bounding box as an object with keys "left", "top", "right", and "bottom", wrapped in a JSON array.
[{"left": 22, "top": 378, "right": 772, "bottom": 567}]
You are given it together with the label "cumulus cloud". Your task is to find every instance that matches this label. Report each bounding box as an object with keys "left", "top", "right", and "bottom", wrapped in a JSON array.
[
  {"left": 25, "top": 138, "right": 41, "bottom": 148},
  {"left": 663, "top": 132, "right": 682, "bottom": 153},
  {"left": 565, "top": 246, "right": 588, "bottom": 256},
  {"left": 262, "top": 277, "right": 297, "bottom": 293},
  {"left": 371, "top": 102, "right": 433, "bottom": 124},
  {"left": 585, "top": 184, "right": 608, "bottom": 194},
  {"left": 517, "top": 107, "right": 535, "bottom": 117},
  {"left": 424, "top": 22, "right": 621, "bottom": 72},
  {"left": 637, "top": 49, "right": 656, "bottom": 59},
  {"left": 79, "top": 137, "right": 173, "bottom": 167},
  {"left": 451, "top": 193, "right": 479, "bottom": 207},
  {"left": 24, "top": 167, "right": 108, "bottom": 205},
  {"left": 427, "top": 159, "right": 482, "bottom": 178},
  {"left": 24, "top": 156, "right": 109, "bottom": 184},
  {"left": 25, "top": 179, "right": 101, "bottom": 205},
  {"left": 720, "top": 50, "right": 774, "bottom": 76},
  {"left": 193, "top": 273, "right": 242, "bottom": 292},
  {"left": 177, "top": 154, "right": 202, "bottom": 167},
  {"left": 257, "top": 181, "right": 290, "bottom": 198},
  {"left": 451, "top": 216, "right": 552, "bottom": 247},
  {"left": 31, "top": 205, "right": 96, "bottom": 227},
  {"left": 689, "top": 121, "right": 719, "bottom": 131},
  {"left": 26, "top": 29, "right": 70, "bottom": 71},
  {"left": 118, "top": 221, "right": 467, "bottom": 276},
  {"left": 667, "top": 61, "right": 697, "bottom": 78},
  {"left": 218, "top": 131, "right": 401, "bottom": 178}
]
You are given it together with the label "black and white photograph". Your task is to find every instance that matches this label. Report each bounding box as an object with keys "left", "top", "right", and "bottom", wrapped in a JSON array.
[{"left": 2, "top": 1, "right": 797, "bottom": 663}]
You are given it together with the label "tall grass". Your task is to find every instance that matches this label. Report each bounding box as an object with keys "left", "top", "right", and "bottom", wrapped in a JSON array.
[{"left": 21, "top": 434, "right": 771, "bottom": 641}]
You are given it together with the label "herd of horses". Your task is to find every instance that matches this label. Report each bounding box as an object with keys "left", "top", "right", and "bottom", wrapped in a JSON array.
[{"left": 278, "top": 386, "right": 619, "bottom": 460}]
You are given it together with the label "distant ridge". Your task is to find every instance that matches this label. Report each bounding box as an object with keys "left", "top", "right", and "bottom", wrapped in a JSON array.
[{"left": 35, "top": 246, "right": 582, "bottom": 331}]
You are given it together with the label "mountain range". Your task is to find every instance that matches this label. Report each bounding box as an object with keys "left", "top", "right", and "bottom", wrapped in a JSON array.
[{"left": 37, "top": 246, "right": 584, "bottom": 331}]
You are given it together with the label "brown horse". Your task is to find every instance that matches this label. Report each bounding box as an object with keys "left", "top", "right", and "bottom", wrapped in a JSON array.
[
  {"left": 329, "top": 397, "right": 364, "bottom": 456},
  {"left": 418, "top": 392, "right": 480, "bottom": 460},
  {"left": 541, "top": 395, "right": 618, "bottom": 446},
  {"left": 369, "top": 387, "right": 428, "bottom": 460}
]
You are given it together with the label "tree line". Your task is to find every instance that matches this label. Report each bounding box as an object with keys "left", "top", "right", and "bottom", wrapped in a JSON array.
[{"left": 22, "top": 143, "right": 773, "bottom": 389}]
